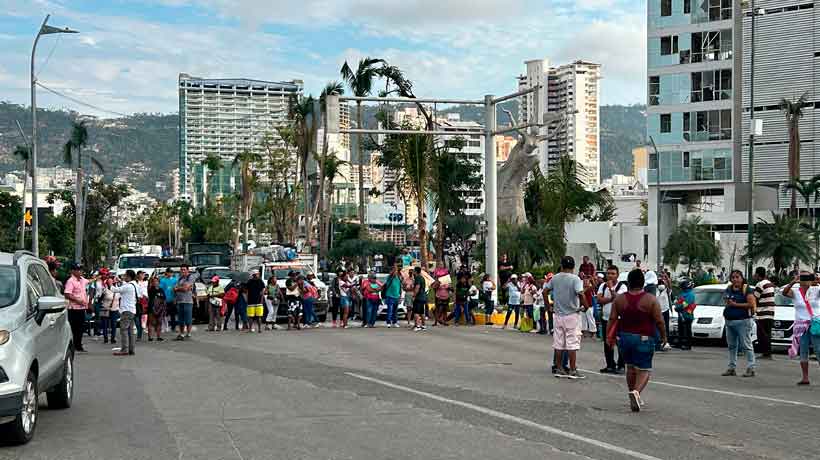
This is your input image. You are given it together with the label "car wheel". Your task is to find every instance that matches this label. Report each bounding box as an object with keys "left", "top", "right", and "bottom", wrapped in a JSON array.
[
  {"left": 47, "top": 351, "right": 74, "bottom": 409},
  {"left": 1, "top": 369, "right": 38, "bottom": 444}
]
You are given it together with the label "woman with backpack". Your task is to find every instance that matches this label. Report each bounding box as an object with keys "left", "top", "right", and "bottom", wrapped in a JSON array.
[
  {"left": 222, "top": 281, "right": 242, "bottom": 331},
  {"left": 781, "top": 271, "right": 820, "bottom": 385}
]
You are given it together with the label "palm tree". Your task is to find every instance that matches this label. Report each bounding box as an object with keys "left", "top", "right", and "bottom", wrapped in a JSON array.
[
  {"left": 747, "top": 212, "right": 814, "bottom": 278},
  {"left": 781, "top": 92, "right": 809, "bottom": 216},
  {"left": 320, "top": 154, "right": 348, "bottom": 258},
  {"left": 663, "top": 216, "right": 721, "bottom": 276},
  {"left": 201, "top": 154, "right": 223, "bottom": 209},
  {"left": 786, "top": 177, "right": 819, "bottom": 219},
  {"left": 309, "top": 81, "right": 345, "bottom": 245},
  {"left": 288, "top": 94, "right": 317, "bottom": 239},
  {"left": 232, "top": 150, "right": 261, "bottom": 255},
  {"left": 12, "top": 145, "right": 30, "bottom": 249},
  {"left": 63, "top": 120, "right": 90, "bottom": 263},
  {"left": 341, "top": 57, "right": 385, "bottom": 227}
]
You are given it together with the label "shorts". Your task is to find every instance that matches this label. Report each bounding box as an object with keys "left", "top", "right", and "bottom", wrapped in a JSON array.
[
  {"left": 247, "top": 304, "right": 264, "bottom": 318},
  {"left": 483, "top": 299, "right": 495, "bottom": 315},
  {"left": 619, "top": 332, "right": 656, "bottom": 371},
  {"left": 553, "top": 313, "right": 581, "bottom": 351},
  {"left": 413, "top": 298, "right": 427, "bottom": 316},
  {"left": 340, "top": 296, "right": 351, "bottom": 309},
  {"left": 799, "top": 330, "right": 820, "bottom": 362},
  {"left": 177, "top": 303, "right": 193, "bottom": 326},
  {"left": 403, "top": 293, "right": 414, "bottom": 308},
  {"left": 288, "top": 300, "right": 302, "bottom": 315}
]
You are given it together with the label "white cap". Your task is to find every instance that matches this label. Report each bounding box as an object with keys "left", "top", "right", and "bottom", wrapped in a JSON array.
[{"left": 644, "top": 270, "right": 658, "bottom": 286}]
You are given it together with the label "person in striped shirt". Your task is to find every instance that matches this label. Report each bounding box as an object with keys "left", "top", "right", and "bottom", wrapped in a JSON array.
[{"left": 753, "top": 267, "right": 776, "bottom": 359}]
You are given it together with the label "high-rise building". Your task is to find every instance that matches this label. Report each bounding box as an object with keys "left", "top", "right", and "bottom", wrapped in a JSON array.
[
  {"left": 645, "top": 0, "right": 819, "bottom": 269},
  {"left": 178, "top": 74, "right": 303, "bottom": 206},
  {"left": 632, "top": 146, "right": 648, "bottom": 187},
  {"left": 517, "top": 59, "right": 601, "bottom": 187}
]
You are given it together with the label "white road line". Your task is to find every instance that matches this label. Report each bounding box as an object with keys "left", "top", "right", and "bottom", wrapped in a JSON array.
[
  {"left": 346, "top": 372, "right": 663, "bottom": 460},
  {"left": 579, "top": 369, "right": 820, "bottom": 410}
]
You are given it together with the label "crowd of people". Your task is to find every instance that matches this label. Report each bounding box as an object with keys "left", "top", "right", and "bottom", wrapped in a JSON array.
[{"left": 51, "top": 250, "right": 820, "bottom": 414}]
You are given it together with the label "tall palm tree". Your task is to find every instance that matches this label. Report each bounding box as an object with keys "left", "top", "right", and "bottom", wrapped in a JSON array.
[
  {"left": 312, "top": 82, "right": 345, "bottom": 239},
  {"left": 201, "top": 154, "right": 223, "bottom": 209},
  {"left": 288, "top": 94, "right": 317, "bottom": 239},
  {"left": 63, "top": 120, "right": 90, "bottom": 263},
  {"left": 341, "top": 57, "right": 385, "bottom": 227},
  {"left": 786, "top": 177, "right": 818, "bottom": 219},
  {"left": 781, "top": 92, "right": 809, "bottom": 216},
  {"left": 747, "top": 212, "right": 814, "bottom": 278},
  {"left": 232, "top": 150, "right": 261, "bottom": 254},
  {"left": 13, "top": 145, "right": 30, "bottom": 249}
]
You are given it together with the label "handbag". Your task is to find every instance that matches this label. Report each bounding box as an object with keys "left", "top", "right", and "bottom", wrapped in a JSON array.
[
  {"left": 799, "top": 288, "right": 820, "bottom": 336},
  {"left": 519, "top": 315, "right": 533, "bottom": 333}
]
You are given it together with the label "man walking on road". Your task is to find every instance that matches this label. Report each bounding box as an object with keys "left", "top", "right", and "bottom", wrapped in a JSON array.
[
  {"left": 383, "top": 265, "right": 402, "bottom": 328},
  {"left": 160, "top": 268, "right": 178, "bottom": 332},
  {"left": 753, "top": 267, "right": 775, "bottom": 359},
  {"left": 545, "top": 256, "right": 589, "bottom": 379},
  {"left": 597, "top": 265, "right": 626, "bottom": 374},
  {"left": 64, "top": 263, "right": 90, "bottom": 353},
  {"left": 174, "top": 264, "right": 196, "bottom": 341}
]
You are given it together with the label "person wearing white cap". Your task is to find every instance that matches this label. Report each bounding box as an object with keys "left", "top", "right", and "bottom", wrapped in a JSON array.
[{"left": 503, "top": 274, "right": 521, "bottom": 329}]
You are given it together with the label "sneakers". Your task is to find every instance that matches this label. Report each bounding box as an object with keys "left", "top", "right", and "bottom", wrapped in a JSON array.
[
  {"left": 413, "top": 326, "right": 423, "bottom": 332},
  {"left": 567, "top": 370, "right": 585, "bottom": 380},
  {"left": 662, "top": 343, "right": 672, "bottom": 351},
  {"left": 175, "top": 335, "right": 184, "bottom": 341},
  {"left": 113, "top": 351, "right": 129, "bottom": 356},
  {"left": 599, "top": 367, "right": 616, "bottom": 374},
  {"left": 553, "top": 368, "right": 569, "bottom": 379},
  {"left": 628, "top": 390, "right": 642, "bottom": 412},
  {"left": 386, "top": 324, "right": 392, "bottom": 328},
  {"left": 721, "top": 369, "right": 736, "bottom": 377},
  {"left": 742, "top": 368, "right": 756, "bottom": 378}
]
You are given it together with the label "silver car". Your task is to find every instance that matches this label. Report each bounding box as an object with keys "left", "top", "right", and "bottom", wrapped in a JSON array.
[{"left": 0, "top": 251, "right": 74, "bottom": 444}]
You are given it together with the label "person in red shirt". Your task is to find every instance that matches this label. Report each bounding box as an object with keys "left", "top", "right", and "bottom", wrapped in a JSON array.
[
  {"left": 64, "top": 263, "right": 90, "bottom": 352},
  {"left": 579, "top": 256, "right": 596, "bottom": 279}
]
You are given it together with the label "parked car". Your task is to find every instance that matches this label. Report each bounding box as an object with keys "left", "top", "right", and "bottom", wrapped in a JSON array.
[
  {"left": 114, "top": 253, "right": 160, "bottom": 278},
  {"left": 0, "top": 251, "right": 74, "bottom": 444},
  {"left": 669, "top": 283, "right": 757, "bottom": 342}
]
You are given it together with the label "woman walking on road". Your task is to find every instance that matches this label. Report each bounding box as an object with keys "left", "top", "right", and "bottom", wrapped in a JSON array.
[
  {"left": 607, "top": 269, "right": 666, "bottom": 412},
  {"left": 147, "top": 276, "right": 167, "bottom": 341},
  {"left": 782, "top": 271, "right": 820, "bottom": 385}
]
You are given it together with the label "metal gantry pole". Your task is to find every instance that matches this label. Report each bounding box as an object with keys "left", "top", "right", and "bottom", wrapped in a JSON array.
[
  {"left": 649, "top": 137, "right": 662, "bottom": 270},
  {"left": 484, "top": 95, "right": 498, "bottom": 286},
  {"left": 746, "top": 0, "right": 757, "bottom": 278}
]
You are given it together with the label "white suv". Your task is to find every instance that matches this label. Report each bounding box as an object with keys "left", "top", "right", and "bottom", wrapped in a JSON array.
[{"left": 0, "top": 251, "right": 74, "bottom": 444}]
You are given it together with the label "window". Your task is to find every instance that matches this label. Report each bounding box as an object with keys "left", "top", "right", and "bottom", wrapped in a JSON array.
[
  {"left": 691, "top": 30, "right": 732, "bottom": 63},
  {"left": 660, "top": 35, "right": 678, "bottom": 55},
  {"left": 649, "top": 76, "right": 660, "bottom": 105},
  {"left": 683, "top": 112, "right": 691, "bottom": 140},
  {"left": 691, "top": 69, "right": 732, "bottom": 102},
  {"left": 33, "top": 265, "right": 56, "bottom": 297},
  {"left": 683, "top": 151, "right": 690, "bottom": 168},
  {"left": 661, "top": 0, "right": 672, "bottom": 16},
  {"left": 688, "top": 109, "right": 731, "bottom": 141},
  {"left": 649, "top": 153, "right": 658, "bottom": 170},
  {"left": 684, "top": 0, "right": 691, "bottom": 14},
  {"left": 660, "top": 114, "right": 672, "bottom": 133}
]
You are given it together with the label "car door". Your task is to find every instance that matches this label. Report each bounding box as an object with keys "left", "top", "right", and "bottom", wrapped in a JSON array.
[{"left": 26, "top": 263, "right": 62, "bottom": 382}]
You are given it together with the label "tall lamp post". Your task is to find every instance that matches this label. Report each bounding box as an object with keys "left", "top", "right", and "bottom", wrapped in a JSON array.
[{"left": 30, "top": 14, "right": 79, "bottom": 256}]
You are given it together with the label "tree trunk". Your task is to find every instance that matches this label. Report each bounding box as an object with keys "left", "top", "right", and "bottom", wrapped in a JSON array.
[
  {"left": 418, "top": 190, "right": 429, "bottom": 266},
  {"left": 74, "top": 148, "right": 84, "bottom": 263},
  {"left": 322, "top": 183, "right": 334, "bottom": 258},
  {"left": 356, "top": 101, "right": 366, "bottom": 229},
  {"left": 435, "top": 208, "right": 445, "bottom": 265}
]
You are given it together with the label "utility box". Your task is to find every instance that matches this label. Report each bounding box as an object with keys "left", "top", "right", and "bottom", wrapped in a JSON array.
[{"left": 751, "top": 119, "right": 763, "bottom": 137}]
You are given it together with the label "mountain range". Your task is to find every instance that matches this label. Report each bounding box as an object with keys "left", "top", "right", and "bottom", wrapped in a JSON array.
[{"left": 0, "top": 101, "right": 646, "bottom": 200}]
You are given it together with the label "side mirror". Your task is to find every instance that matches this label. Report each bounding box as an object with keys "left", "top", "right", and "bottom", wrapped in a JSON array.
[{"left": 36, "top": 296, "right": 66, "bottom": 325}]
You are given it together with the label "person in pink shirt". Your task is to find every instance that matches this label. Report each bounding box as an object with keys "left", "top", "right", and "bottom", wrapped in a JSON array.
[{"left": 64, "top": 263, "right": 90, "bottom": 352}]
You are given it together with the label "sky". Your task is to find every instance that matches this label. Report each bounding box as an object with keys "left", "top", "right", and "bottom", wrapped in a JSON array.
[{"left": 0, "top": 0, "right": 647, "bottom": 118}]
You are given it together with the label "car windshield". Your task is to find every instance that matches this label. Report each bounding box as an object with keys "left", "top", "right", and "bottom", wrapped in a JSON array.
[
  {"left": 271, "top": 268, "right": 310, "bottom": 279},
  {"left": 695, "top": 290, "right": 726, "bottom": 306},
  {"left": 191, "top": 254, "right": 222, "bottom": 266},
  {"left": 118, "top": 256, "right": 159, "bottom": 269},
  {"left": 202, "top": 268, "right": 234, "bottom": 279},
  {"left": 775, "top": 292, "right": 794, "bottom": 306},
  {"left": 0, "top": 266, "right": 19, "bottom": 308}
]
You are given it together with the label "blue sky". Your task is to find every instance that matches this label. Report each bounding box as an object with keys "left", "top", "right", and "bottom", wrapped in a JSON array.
[{"left": 0, "top": 0, "right": 646, "bottom": 117}]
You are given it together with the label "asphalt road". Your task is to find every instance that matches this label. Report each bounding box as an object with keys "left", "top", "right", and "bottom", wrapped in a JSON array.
[{"left": 2, "top": 322, "right": 819, "bottom": 460}]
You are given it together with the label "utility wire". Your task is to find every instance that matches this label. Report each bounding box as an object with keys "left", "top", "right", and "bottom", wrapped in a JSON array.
[
  {"left": 35, "top": 34, "right": 61, "bottom": 79},
  {"left": 36, "top": 81, "right": 131, "bottom": 117}
]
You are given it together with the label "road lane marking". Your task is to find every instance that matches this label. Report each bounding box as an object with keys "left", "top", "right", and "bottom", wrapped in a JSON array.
[
  {"left": 579, "top": 369, "right": 820, "bottom": 410},
  {"left": 346, "top": 372, "right": 663, "bottom": 460}
]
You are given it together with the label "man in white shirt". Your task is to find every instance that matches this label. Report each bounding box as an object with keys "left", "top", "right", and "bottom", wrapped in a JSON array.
[
  {"left": 596, "top": 265, "right": 627, "bottom": 373},
  {"left": 110, "top": 270, "right": 139, "bottom": 356}
]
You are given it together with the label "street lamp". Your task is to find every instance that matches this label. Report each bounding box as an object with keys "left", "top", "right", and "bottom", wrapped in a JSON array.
[{"left": 30, "top": 14, "right": 79, "bottom": 257}]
